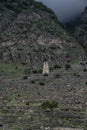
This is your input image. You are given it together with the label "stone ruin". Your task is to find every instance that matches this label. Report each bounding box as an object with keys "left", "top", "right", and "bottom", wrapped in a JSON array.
[{"left": 43, "top": 61, "right": 49, "bottom": 75}]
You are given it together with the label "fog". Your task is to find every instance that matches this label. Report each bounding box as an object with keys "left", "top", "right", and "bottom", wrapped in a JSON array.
[{"left": 36, "top": 0, "right": 87, "bottom": 23}]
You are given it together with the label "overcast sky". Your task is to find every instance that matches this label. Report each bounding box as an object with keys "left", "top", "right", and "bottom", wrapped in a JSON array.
[{"left": 36, "top": 0, "right": 87, "bottom": 22}]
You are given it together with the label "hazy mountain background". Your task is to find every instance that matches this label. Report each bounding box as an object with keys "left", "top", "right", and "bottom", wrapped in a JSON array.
[{"left": 36, "top": 0, "right": 87, "bottom": 23}]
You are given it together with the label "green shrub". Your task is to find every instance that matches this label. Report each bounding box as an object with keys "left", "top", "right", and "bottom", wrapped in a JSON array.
[
  {"left": 65, "top": 64, "right": 71, "bottom": 70},
  {"left": 23, "top": 75, "right": 28, "bottom": 80},
  {"left": 41, "top": 100, "right": 58, "bottom": 110},
  {"left": 43, "top": 73, "right": 49, "bottom": 76},
  {"left": 54, "top": 74, "right": 60, "bottom": 78},
  {"left": 39, "top": 81, "right": 45, "bottom": 86},
  {"left": 85, "top": 82, "right": 87, "bottom": 85},
  {"left": 32, "top": 68, "right": 42, "bottom": 74},
  {"left": 50, "top": 45, "right": 58, "bottom": 50},
  {"left": 30, "top": 80, "right": 36, "bottom": 84},
  {"left": 50, "top": 67, "right": 54, "bottom": 71},
  {"left": 25, "top": 68, "right": 31, "bottom": 74},
  {"left": 54, "top": 64, "right": 61, "bottom": 69},
  {"left": 26, "top": 101, "right": 29, "bottom": 106},
  {"left": 83, "top": 69, "right": 87, "bottom": 72},
  {"left": 74, "top": 73, "right": 80, "bottom": 77},
  {"left": 32, "top": 69, "right": 38, "bottom": 74},
  {"left": 37, "top": 91, "right": 40, "bottom": 95}
]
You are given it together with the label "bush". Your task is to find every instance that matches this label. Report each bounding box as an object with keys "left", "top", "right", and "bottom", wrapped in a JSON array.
[
  {"left": 50, "top": 67, "right": 54, "bottom": 71},
  {"left": 26, "top": 101, "right": 29, "bottom": 106},
  {"left": 41, "top": 100, "right": 58, "bottom": 110},
  {"left": 50, "top": 45, "right": 58, "bottom": 50},
  {"left": 85, "top": 82, "right": 87, "bottom": 85},
  {"left": 37, "top": 91, "right": 40, "bottom": 95},
  {"left": 65, "top": 64, "right": 71, "bottom": 70},
  {"left": 54, "top": 74, "right": 60, "bottom": 78},
  {"left": 74, "top": 73, "right": 80, "bottom": 77},
  {"left": 32, "top": 69, "right": 38, "bottom": 74},
  {"left": 30, "top": 80, "right": 36, "bottom": 84},
  {"left": 54, "top": 64, "right": 61, "bottom": 69},
  {"left": 25, "top": 68, "right": 31, "bottom": 74},
  {"left": 39, "top": 81, "right": 45, "bottom": 86},
  {"left": 83, "top": 69, "right": 87, "bottom": 72},
  {"left": 32, "top": 68, "right": 42, "bottom": 74},
  {"left": 23, "top": 75, "right": 28, "bottom": 80},
  {"left": 43, "top": 73, "right": 49, "bottom": 76}
]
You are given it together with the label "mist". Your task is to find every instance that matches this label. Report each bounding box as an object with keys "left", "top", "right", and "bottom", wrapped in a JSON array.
[{"left": 36, "top": 0, "right": 87, "bottom": 23}]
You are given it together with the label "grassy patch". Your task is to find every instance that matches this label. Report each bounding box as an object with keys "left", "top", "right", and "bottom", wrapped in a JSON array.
[
  {"left": 0, "top": 63, "right": 25, "bottom": 75},
  {"left": 41, "top": 100, "right": 58, "bottom": 110}
]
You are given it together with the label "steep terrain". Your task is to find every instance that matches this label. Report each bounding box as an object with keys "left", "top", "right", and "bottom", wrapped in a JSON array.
[
  {"left": 0, "top": 0, "right": 87, "bottom": 130},
  {"left": 0, "top": 0, "right": 85, "bottom": 68},
  {"left": 74, "top": 7, "right": 87, "bottom": 50}
]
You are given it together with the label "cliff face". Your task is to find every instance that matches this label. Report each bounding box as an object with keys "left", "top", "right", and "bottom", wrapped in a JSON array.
[
  {"left": 0, "top": 0, "right": 85, "bottom": 69},
  {"left": 74, "top": 7, "right": 87, "bottom": 50}
]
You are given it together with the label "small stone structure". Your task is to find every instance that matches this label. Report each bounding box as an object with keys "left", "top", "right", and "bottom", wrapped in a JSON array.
[{"left": 43, "top": 61, "right": 49, "bottom": 75}]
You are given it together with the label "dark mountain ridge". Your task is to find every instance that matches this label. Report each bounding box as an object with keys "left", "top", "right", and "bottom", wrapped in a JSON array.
[{"left": 74, "top": 7, "right": 87, "bottom": 50}]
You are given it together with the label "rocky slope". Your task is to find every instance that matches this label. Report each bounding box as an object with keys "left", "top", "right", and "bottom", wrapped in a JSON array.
[
  {"left": 74, "top": 7, "right": 87, "bottom": 50},
  {"left": 0, "top": 0, "right": 87, "bottom": 130},
  {"left": 0, "top": 0, "right": 86, "bottom": 69}
]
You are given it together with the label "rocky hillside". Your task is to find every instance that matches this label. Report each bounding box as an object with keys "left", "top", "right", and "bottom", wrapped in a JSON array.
[
  {"left": 0, "top": 0, "right": 86, "bottom": 70},
  {"left": 0, "top": 1, "right": 87, "bottom": 130},
  {"left": 74, "top": 7, "right": 87, "bottom": 50}
]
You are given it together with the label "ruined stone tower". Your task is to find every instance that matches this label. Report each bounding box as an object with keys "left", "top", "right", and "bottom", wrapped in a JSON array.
[{"left": 43, "top": 61, "right": 49, "bottom": 75}]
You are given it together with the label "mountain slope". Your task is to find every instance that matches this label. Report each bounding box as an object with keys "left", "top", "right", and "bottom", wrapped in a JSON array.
[
  {"left": 0, "top": 0, "right": 85, "bottom": 70},
  {"left": 0, "top": 1, "right": 87, "bottom": 130},
  {"left": 74, "top": 7, "right": 87, "bottom": 50}
]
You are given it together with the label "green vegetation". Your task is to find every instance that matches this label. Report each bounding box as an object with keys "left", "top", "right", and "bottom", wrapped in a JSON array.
[
  {"left": 43, "top": 73, "right": 49, "bottom": 76},
  {"left": 85, "top": 82, "right": 87, "bottom": 85},
  {"left": 0, "top": 63, "right": 25, "bottom": 75},
  {"left": 30, "top": 79, "right": 36, "bottom": 84},
  {"left": 54, "top": 73, "right": 60, "bottom": 78},
  {"left": 1, "top": 0, "right": 34, "bottom": 12},
  {"left": 74, "top": 73, "right": 80, "bottom": 77},
  {"left": 41, "top": 100, "right": 58, "bottom": 110},
  {"left": 65, "top": 64, "right": 71, "bottom": 70},
  {"left": 0, "top": 0, "right": 86, "bottom": 129},
  {"left": 23, "top": 75, "right": 28, "bottom": 80},
  {"left": 25, "top": 67, "right": 31, "bottom": 74},
  {"left": 32, "top": 68, "right": 42, "bottom": 74},
  {"left": 39, "top": 81, "right": 45, "bottom": 86},
  {"left": 54, "top": 64, "right": 62, "bottom": 69},
  {"left": 25, "top": 67, "right": 42, "bottom": 74},
  {"left": 0, "top": 63, "right": 42, "bottom": 76},
  {"left": 83, "top": 68, "right": 87, "bottom": 72}
]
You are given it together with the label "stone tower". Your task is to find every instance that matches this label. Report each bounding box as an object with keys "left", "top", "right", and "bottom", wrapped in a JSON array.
[{"left": 43, "top": 61, "right": 49, "bottom": 75}]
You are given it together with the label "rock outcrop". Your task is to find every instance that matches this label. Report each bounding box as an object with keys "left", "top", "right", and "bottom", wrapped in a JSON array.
[{"left": 74, "top": 7, "right": 87, "bottom": 50}]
